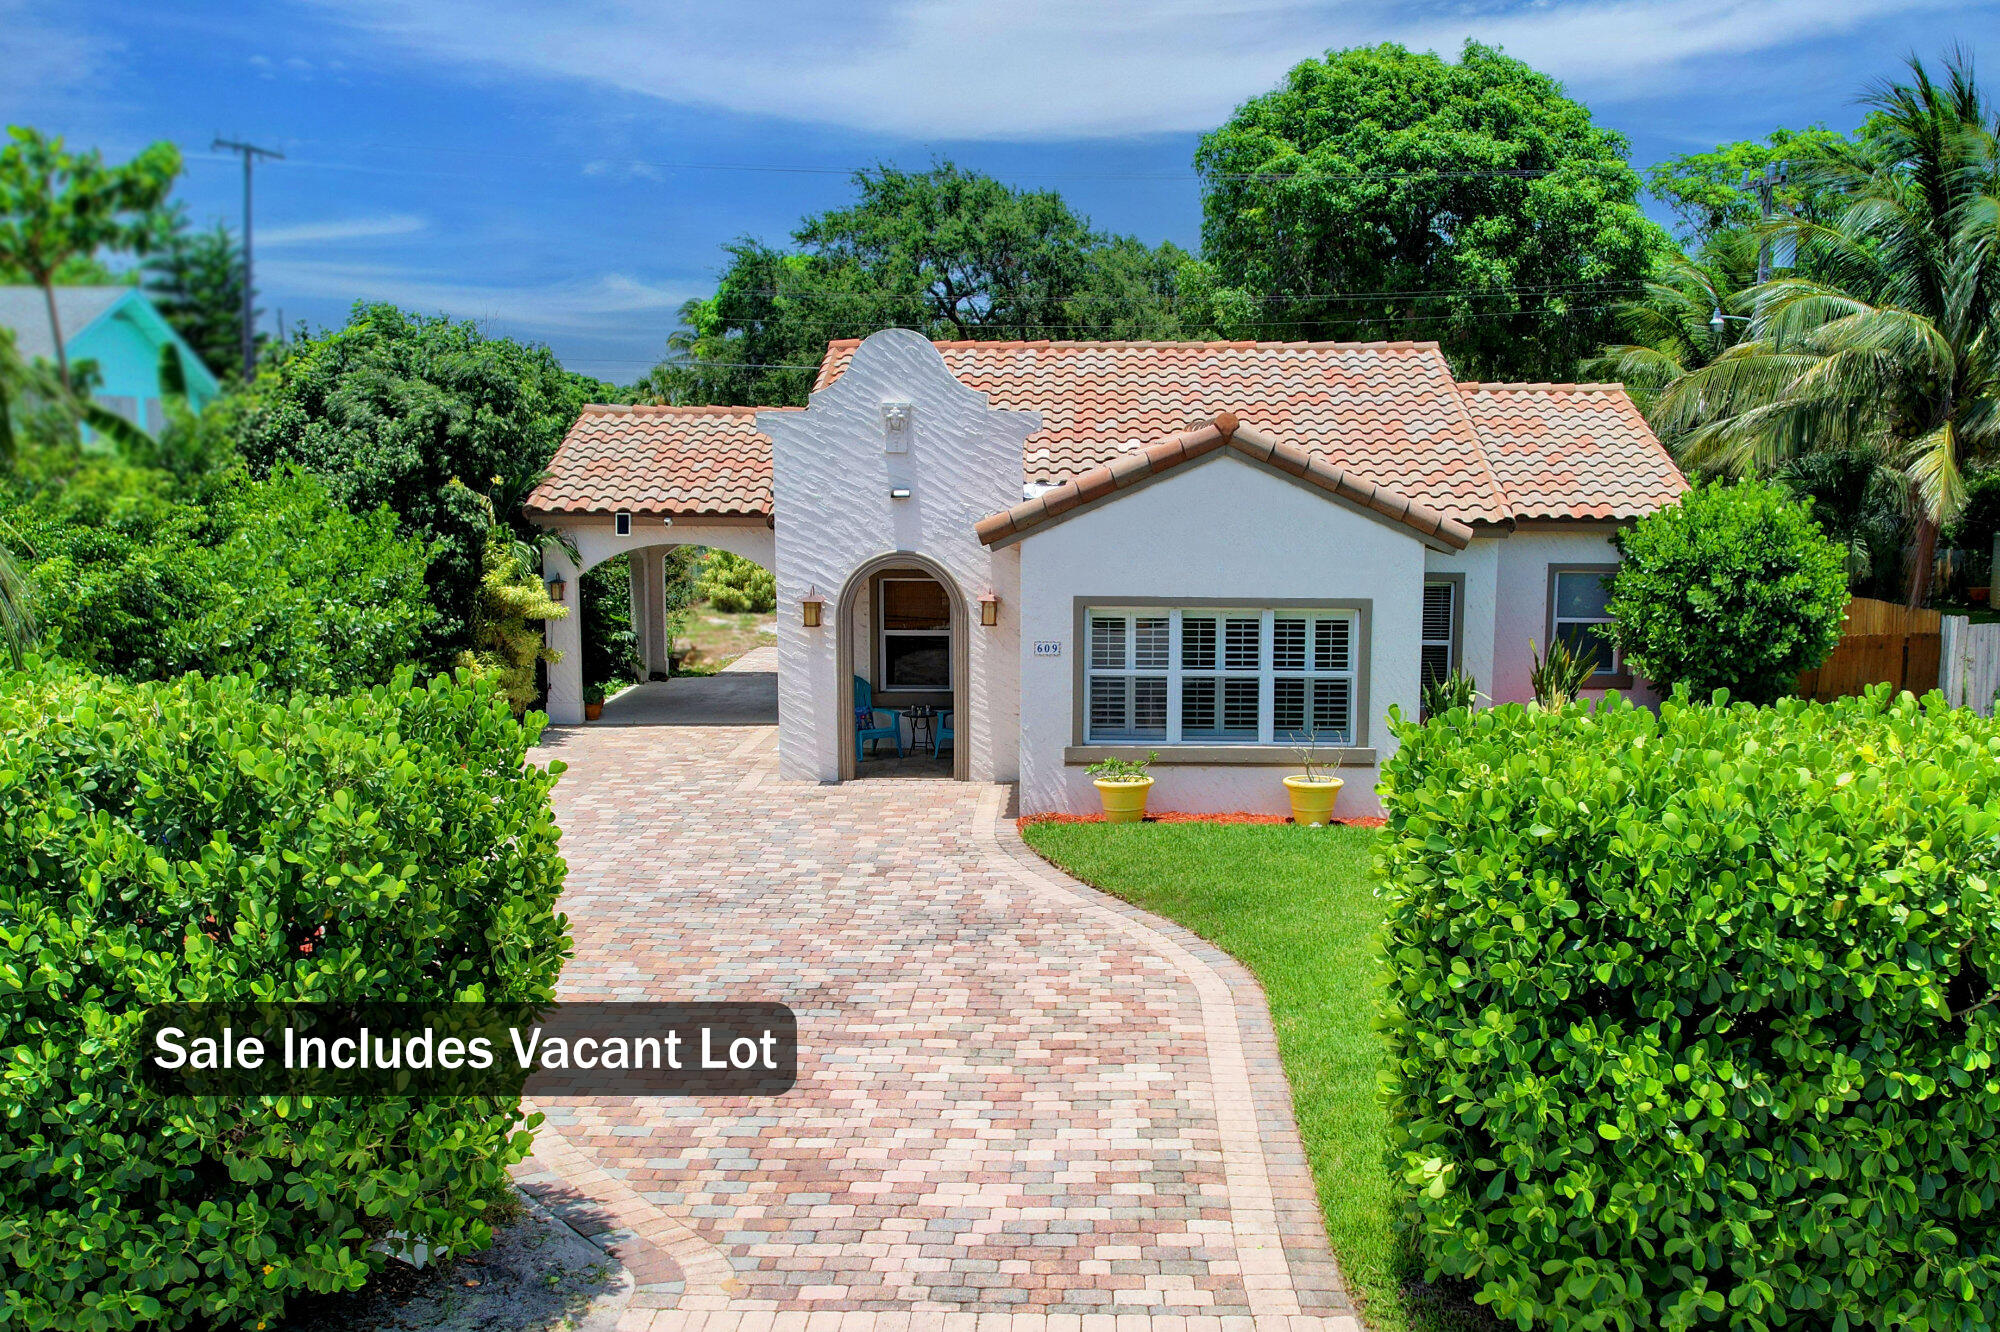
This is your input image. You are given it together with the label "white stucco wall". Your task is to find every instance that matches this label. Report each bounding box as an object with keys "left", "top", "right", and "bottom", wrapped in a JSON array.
[
  {"left": 540, "top": 522, "right": 776, "bottom": 724},
  {"left": 1489, "top": 528, "right": 1659, "bottom": 707},
  {"left": 1015, "top": 452, "right": 1431, "bottom": 819},
  {"left": 760, "top": 329, "right": 1039, "bottom": 783},
  {"left": 1426, "top": 537, "right": 1496, "bottom": 695}
]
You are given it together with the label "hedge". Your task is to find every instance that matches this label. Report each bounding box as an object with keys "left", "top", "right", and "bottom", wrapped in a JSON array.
[
  {"left": 1378, "top": 688, "right": 2000, "bottom": 1331},
  {"left": 0, "top": 665, "right": 572, "bottom": 1331}
]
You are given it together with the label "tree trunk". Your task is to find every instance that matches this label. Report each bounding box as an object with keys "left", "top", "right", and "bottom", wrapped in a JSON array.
[
  {"left": 1905, "top": 509, "right": 1940, "bottom": 609},
  {"left": 39, "top": 278, "right": 69, "bottom": 392}
]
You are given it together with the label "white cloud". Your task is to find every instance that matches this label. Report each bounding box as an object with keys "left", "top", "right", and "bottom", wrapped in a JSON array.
[
  {"left": 258, "top": 213, "right": 429, "bottom": 245},
  {"left": 255, "top": 259, "right": 696, "bottom": 333},
  {"left": 302, "top": 0, "right": 1973, "bottom": 141}
]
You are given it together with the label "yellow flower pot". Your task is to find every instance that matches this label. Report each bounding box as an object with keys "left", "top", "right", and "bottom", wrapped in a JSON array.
[
  {"left": 1094, "top": 776, "right": 1155, "bottom": 823},
  {"left": 1283, "top": 775, "right": 1344, "bottom": 826}
]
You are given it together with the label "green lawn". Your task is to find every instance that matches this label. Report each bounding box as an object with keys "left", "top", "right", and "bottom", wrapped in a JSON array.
[{"left": 1019, "top": 820, "right": 1490, "bottom": 1332}]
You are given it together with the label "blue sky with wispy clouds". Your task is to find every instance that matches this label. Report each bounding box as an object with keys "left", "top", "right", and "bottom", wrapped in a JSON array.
[{"left": 2, "top": 0, "right": 1992, "bottom": 382}]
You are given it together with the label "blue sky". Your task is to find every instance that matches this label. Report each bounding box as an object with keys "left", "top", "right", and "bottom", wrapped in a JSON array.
[{"left": 3, "top": 0, "right": 1993, "bottom": 383}]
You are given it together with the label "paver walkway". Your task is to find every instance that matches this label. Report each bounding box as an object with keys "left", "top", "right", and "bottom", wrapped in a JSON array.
[{"left": 518, "top": 682, "right": 1356, "bottom": 1332}]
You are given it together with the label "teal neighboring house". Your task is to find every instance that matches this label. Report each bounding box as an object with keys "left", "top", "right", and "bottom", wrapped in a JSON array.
[{"left": 0, "top": 285, "right": 222, "bottom": 430}]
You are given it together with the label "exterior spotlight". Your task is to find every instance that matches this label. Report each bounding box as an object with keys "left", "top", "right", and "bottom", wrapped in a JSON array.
[
  {"left": 801, "top": 585, "right": 825, "bottom": 628},
  {"left": 890, "top": 487, "right": 912, "bottom": 499},
  {"left": 978, "top": 592, "right": 1000, "bottom": 627}
]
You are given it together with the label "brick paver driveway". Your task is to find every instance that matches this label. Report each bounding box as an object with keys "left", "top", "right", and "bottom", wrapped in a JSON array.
[{"left": 519, "top": 662, "right": 1355, "bottom": 1332}]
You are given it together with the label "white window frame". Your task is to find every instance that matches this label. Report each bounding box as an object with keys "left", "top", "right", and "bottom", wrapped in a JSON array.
[
  {"left": 1547, "top": 565, "right": 1623, "bottom": 680},
  {"left": 876, "top": 575, "right": 951, "bottom": 691},
  {"left": 1083, "top": 606, "right": 1359, "bottom": 747}
]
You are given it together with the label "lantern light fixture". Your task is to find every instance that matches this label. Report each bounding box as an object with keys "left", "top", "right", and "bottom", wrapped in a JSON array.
[
  {"left": 546, "top": 577, "right": 567, "bottom": 603},
  {"left": 801, "top": 585, "right": 825, "bottom": 628},
  {"left": 978, "top": 591, "right": 1000, "bottom": 627}
]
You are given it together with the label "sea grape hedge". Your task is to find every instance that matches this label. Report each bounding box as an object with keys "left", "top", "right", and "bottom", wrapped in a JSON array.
[
  {"left": 1378, "top": 687, "right": 2000, "bottom": 1331},
  {"left": 0, "top": 666, "right": 572, "bottom": 1331}
]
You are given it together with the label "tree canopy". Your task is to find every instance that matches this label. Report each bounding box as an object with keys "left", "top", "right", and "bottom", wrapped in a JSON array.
[
  {"left": 232, "top": 303, "right": 610, "bottom": 661},
  {"left": 144, "top": 215, "right": 248, "bottom": 381},
  {"left": 1193, "top": 41, "right": 1668, "bottom": 381},
  {"left": 641, "top": 162, "right": 1200, "bottom": 406},
  {"left": 0, "top": 127, "right": 180, "bottom": 389},
  {"left": 1645, "top": 127, "right": 1856, "bottom": 247},
  {"left": 1652, "top": 53, "right": 2000, "bottom": 605}
]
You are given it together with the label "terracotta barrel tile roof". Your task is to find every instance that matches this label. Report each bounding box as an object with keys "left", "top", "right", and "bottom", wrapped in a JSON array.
[
  {"left": 1456, "top": 383, "right": 1687, "bottom": 521},
  {"left": 973, "top": 412, "right": 1475, "bottom": 551},
  {"left": 528, "top": 339, "right": 1685, "bottom": 529},
  {"left": 817, "top": 338, "right": 1513, "bottom": 523},
  {"left": 524, "top": 404, "right": 788, "bottom": 519}
]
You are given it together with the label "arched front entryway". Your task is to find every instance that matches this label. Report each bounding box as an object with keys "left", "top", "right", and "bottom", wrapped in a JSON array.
[{"left": 835, "top": 552, "right": 970, "bottom": 781}]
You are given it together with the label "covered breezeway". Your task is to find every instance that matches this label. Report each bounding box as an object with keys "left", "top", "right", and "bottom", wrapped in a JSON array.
[{"left": 591, "top": 644, "right": 778, "bottom": 726}]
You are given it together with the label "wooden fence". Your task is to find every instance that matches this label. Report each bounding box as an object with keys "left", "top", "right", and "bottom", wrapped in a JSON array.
[
  {"left": 1794, "top": 597, "right": 1942, "bottom": 702},
  {"left": 1941, "top": 615, "right": 2000, "bottom": 716}
]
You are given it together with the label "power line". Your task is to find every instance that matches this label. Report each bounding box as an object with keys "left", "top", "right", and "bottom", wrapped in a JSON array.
[
  {"left": 262, "top": 136, "right": 1644, "bottom": 186},
  {"left": 212, "top": 137, "right": 285, "bottom": 380},
  {"left": 681, "top": 278, "right": 1649, "bottom": 306}
]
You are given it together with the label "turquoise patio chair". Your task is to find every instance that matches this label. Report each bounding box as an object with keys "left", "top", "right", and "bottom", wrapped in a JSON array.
[
  {"left": 853, "top": 676, "right": 904, "bottom": 762},
  {"left": 932, "top": 708, "right": 954, "bottom": 758}
]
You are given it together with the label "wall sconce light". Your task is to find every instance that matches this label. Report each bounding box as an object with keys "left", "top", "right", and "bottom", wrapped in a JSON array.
[
  {"left": 546, "top": 577, "right": 567, "bottom": 603},
  {"left": 890, "top": 487, "right": 912, "bottom": 500},
  {"left": 979, "top": 592, "right": 1000, "bottom": 627},
  {"left": 801, "top": 585, "right": 825, "bottom": 628}
]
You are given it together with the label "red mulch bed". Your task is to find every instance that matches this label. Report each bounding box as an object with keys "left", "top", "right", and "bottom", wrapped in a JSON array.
[{"left": 1019, "top": 812, "right": 1386, "bottom": 829}]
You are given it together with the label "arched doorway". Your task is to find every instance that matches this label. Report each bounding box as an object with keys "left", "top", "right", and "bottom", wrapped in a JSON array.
[{"left": 835, "top": 552, "right": 969, "bottom": 781}]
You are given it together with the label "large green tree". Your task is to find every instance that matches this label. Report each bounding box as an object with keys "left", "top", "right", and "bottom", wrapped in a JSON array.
[
  {"left": 1646, "top": 127, "right": 1855, "bottom": 248},
  {"left": 233, "top": 304, "right": 609, "bottom": 661},
  {"left": 643, "top": 162, "right": 1200, "bottom": 406},
  {"left": 1655, "top": 54, "right": 2000, "bottom": 606},
  {"left": 144, "top": 214, "right": 247, "bottom": 380},
  {"left": 0, "top": 128, "right": 180, "bottom": 390},
  {"left": 1193, "top": 41, "right": 1667, "bottom": 380}
]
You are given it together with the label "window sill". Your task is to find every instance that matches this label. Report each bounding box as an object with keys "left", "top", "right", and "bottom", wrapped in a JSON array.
[{"left": 1065, "top": 744, "right": 1377, "bottom": 767}]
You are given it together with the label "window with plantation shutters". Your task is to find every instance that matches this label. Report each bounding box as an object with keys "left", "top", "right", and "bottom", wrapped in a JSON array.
[
  {"left": 1421, "top": 580, "right": 1457, "bottom": 687},
  {"left": 1084, "top": 607, "right": 1360, "bottom": 746}
]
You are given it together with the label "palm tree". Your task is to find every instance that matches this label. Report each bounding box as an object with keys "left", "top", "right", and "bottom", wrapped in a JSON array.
[
  {"left": 1586, "top": 230, "right": 1759, "bottom": 418},
  {"left": 1653, "top": 53, "right": 2000, "bottom": 606}
]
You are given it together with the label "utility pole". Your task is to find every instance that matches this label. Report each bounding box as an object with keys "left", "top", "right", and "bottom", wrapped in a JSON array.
[
  {"left": 212, "top": 137, "right": 284, "bottom": 380},
  {"left": 1743, "top": 160, "right": 1790, "bottom": 285}
]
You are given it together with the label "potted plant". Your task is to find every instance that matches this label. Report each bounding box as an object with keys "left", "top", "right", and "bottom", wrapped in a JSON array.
[
  {"left": 583, "top": 681, "right": 606, "bottom": 721},
  {"left": 1283, "top": 732, "right": 1344, "bottom": 826},
  {"left": 1087, "top": 751, "right": 1157, "bottom": 822}
]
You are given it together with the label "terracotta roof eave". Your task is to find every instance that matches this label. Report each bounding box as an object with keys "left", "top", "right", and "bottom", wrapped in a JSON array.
[{"left": 976, "top": 413, "right": 1473, "bottom": 552}]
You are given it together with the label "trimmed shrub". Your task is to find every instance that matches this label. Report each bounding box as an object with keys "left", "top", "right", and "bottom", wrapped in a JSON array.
[
  {"left": 1377, "top": 688, "right": 2000, "bottom": 1331},
  {"left": 0, "top": 665, "right": 571, "bottom": 1331},
  {"left": 696, "top": 550, "right": 775, "bottom": 614},
  {"left": 1607, "top": 480, "right": 1849, "bottom": 705}
]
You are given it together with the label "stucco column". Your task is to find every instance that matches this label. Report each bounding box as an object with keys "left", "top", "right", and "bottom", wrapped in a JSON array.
[
  {"left": 544, "top": 545, "right": 585, "bottom": 724},
  {"left": 641, "top": 546, "right": 670, "bottom": 676},
  {"left": 627, "top": 556, "right": 651, "bottom": 678}
]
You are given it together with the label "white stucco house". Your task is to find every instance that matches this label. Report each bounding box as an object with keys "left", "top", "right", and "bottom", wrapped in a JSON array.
[{"left": 526, "top": 329, "right": 1686, "bottom": 817}]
